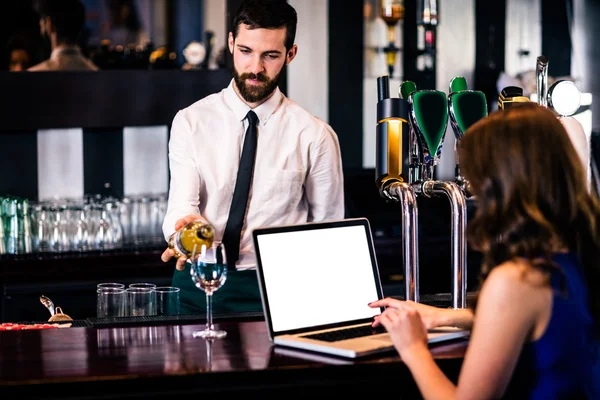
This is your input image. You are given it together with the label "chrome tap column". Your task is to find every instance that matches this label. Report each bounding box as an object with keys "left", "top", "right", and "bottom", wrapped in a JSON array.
[
  {"left": 400, "top": 80, "right": 468, "bottom": 309},
  {"left": 534, "top": 55, "right": 591, "bottom": 191},
  {"left": 421, "top": 181, "right": 467, "bottom": 308},
  {"left": 536, "top": 56, "right": 549, "bottom": 108},
  {"left": 386, "top": 182, "right": 419, "bottom": 302},
  {"left": 536, "top": 54, "right": 582, "bottom": 117},
  {"left": 375, "top": 75, "right": 419, "bottom": 302}
]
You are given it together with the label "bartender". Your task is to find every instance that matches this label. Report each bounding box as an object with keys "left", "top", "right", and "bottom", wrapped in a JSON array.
[{"left": 161, "top": 0, "right": 344, "bottom": 315}]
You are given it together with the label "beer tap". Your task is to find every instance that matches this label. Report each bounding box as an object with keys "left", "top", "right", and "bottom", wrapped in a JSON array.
[
  {"left": 535, "top": 55, "right": 591, "bottom": 190},
  {"left": 447, "top": 77, "right": 488, "bottom": 196},
  {"left": 400, "top": 80, "right": 468, "bottom": 309},
  {"left": 536, "top": 55, "right": 549, "bottom": 108},
  {"left": 375, "top": 75, "right": 419, "bottom": 302},
  {"left": 536, "top": 55, "right": 583, "bottom": 117},
  {"left": 498, "top": 86, "right": 530, "bottom": 110}
]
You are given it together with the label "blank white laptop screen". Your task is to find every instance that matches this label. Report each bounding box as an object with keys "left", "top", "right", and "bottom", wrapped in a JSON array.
[{"left": 255, "top": 224, "right": 381, "bottom": 333}]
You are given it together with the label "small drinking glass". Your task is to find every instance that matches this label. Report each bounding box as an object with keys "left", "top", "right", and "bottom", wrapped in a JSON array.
[
  {"left": 126, "top": 287, "right": 157, "bottom": 316},
  {"left": 129, "top": 283, "right": 156, "bottom": 290},
  {"left": 97, "top": 283, "right": 125, "bottom": 290},
  {"left": 155, "top": 287, "right": 180, "bottom": 316},
  {"left": 190, "top": 241, "right": 228, "bottom": 339},
  {"left": 97, "top": 287, "right": 126, "bottom": 317}
]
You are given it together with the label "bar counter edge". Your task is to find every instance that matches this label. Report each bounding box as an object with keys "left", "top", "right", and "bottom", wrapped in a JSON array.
[{"left": 0, "top": 319, "right": 468, "bottom": 398}]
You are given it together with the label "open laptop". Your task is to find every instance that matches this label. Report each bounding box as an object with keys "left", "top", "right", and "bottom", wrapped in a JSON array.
[{"left": 252, "top": 217, "right": 469, "bottom": 359}]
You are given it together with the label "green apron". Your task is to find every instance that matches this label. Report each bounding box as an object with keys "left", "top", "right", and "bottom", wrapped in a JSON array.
[{"left": 172, "top": 261, "right": 263, "bottom": 315}]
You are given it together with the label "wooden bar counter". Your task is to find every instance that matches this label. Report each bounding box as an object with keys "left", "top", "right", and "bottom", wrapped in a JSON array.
[{"left": 0, "top": 316, "right": 468, "bottom": 398}]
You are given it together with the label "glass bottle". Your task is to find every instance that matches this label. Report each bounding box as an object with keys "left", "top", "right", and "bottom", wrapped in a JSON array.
[{"left": 168, "top": 221, "right": 215, "bottom": 259}]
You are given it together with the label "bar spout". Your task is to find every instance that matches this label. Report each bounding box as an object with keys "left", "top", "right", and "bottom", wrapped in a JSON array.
[
  {"left": 422, "top": 180, "right": 467, "bottom": 309},
  {"left": 536, "top": 56, "right": 549, "bottom": 108},
  {"left": 385, "top": 182, "right": 419, "bottom": 302}
]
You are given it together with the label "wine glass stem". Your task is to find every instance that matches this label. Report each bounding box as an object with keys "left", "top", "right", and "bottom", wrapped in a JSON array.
[{"left": 205, "top": 293, "right": 213, "bottom": 331}]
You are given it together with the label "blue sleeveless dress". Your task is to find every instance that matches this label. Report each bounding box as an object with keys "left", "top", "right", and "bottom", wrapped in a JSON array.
[{"left": 505, "top": 253, "right": 599, "bottom": 399}]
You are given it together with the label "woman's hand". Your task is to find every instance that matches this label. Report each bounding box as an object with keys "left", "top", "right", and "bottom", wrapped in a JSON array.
[
  {"left": 369, "top": 298, "right": 451, "bottom": 330},
  {"left": 376, "top": 303, "right": 430, "bottom": 364}
]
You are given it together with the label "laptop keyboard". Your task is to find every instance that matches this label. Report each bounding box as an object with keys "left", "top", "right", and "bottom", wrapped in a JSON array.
[{"left": 301, "top": 325, "right": 387, "bottom": 342}]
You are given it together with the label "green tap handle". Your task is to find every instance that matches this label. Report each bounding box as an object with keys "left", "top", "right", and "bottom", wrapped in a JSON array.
[
  {"left": 400, "top": 81, "right": 417, "bottom": 100},
  {"left": 449, "top": 76, "right": 468, "bottom": 94},
  {"left": 448, "top": 77, "right": 488, "bottom": 136},
  {"left": 412, "top": 90, "right": 448, "bottom": 160}
]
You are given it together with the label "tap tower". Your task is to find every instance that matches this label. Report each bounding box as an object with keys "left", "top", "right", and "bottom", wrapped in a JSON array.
[
  {"left": 400, "top": 80, "right": 468, "bottom": 309},
  {"left": 375, "top": 74, "right": 489, "bottom": 309},
  {"left": 535, "top": 55, "right": 591, "bottom": 191},
  {"left": 375, "top": 75, "right": 420, "bottom": 302}
]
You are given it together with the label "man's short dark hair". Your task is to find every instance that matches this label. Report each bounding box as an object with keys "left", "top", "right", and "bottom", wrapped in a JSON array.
[
  {"left": 232, "top": 0, "right": 297, "bottom": 51},
  {"left": 36, "top": 0, "right": 86, "bottom": 44}
]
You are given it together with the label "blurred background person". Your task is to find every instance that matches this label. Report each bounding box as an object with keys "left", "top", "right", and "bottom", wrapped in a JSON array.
[
  {"left": 0, "top": 0, "right": 40, "bottom": 71},
  {"left": 102, "top": 0, "right": 149, "bottom": 49},
  {"left": 29, "top": 0, "right": 99, "bottom": 71},
  {"left": 6, "top": 32, "right": 39, "bottom": 71}
]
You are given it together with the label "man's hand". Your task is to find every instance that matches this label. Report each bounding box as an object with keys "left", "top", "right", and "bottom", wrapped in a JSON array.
[{"left": 161, "top": 214, "right": 210, "bottom": 271}]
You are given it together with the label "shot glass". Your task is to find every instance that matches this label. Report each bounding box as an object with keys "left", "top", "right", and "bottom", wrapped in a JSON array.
[
  {"left": 155, "top": 287, "right": 180, "bottom": 316},
  {"left": 97, "top": 287, "right": 127, "bottom": 317},
  {"left": 128, "top": 283, "right": 156, "bottom": 290},
  {"left": 126, "top": 287, "right": 157, "bottom": 316},
  {"left": 97, "top": 283, "right": 125, "bottom": 290}
]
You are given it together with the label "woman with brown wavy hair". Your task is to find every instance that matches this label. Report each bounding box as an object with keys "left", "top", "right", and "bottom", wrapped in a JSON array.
[{"left": 369, "top": 103, "right": 599, "bottom": 399}]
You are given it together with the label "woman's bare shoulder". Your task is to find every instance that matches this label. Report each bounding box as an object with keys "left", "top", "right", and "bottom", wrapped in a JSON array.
[{"left": 483, "top": 259, "right": 549, "bottom": 300}]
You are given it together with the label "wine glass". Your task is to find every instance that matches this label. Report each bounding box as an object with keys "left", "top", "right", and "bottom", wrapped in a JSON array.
[{"left": 190, "top": 241, "right": 228, "bottom": 338}]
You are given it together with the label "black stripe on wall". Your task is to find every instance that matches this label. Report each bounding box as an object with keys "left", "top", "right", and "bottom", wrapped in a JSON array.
[
  {"left": 541, "top": 0, "right": 572, "bottom": 77},
  {"left": 83, "top": 128, "right": 124, "bottom": 199},
  {"left": 0, "top": 131, "right": 38, "bottom": 200},
  {"left": 328, "top": 0, "right": 364, "bottom": 169},
  {"left": 403, "top": 0, "right": 419, "bottom": 86},
  {"left": 402, "top": 0, "right": 436, "bottom": 90},
  {"left": 474, "top": 0, "right": 506, "bottom": 111}
]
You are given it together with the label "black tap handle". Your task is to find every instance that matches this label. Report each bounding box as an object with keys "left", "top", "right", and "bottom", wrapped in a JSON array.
[
  {"left": 377, "top": 76, "right": 390, "bottom": 102},
  {"left": 500, "top": 86, "right": 523, "bottom": 98}
]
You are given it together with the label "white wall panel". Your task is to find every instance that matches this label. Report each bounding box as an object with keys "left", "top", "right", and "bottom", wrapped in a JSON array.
[
  {"left": 287, "top": 0, "right": 329, "bottom": 122},
  {"left": 123, "top": 126, "right": 169, "bottom": 196},
  {"left": 435, "top": 0, "right": 475, "bottom": 180},
  {"left": 37, "top": 129, "right": 84, "bottom": 201},
  {"left": 204, "top": 0, "right": 227, "bottom": 69},
  {"left": 505, "top": 0, "right": 541, "bottom": 77}
]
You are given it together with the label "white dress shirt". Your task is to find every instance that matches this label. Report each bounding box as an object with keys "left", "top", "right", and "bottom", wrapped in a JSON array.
[
  {"left": 28, "top": 45, "right": 99, "bottom": 71},
  {"left": 163, "top": 79, "right": 345, "bottom": 270}
]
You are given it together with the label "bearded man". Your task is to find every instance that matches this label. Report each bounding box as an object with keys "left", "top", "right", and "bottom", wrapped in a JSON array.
[{"left": 161, "top": 0, "right": 344, "bottom": 314}]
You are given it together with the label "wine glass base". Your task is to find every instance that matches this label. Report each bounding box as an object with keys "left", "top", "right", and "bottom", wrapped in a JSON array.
[{"left": 192, "top": 329, "right": 227, "bottom": 339}]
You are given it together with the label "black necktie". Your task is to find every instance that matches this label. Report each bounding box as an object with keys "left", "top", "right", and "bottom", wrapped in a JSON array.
[{"left": 223, "top": 110, "right": 259, "bottom": 269}]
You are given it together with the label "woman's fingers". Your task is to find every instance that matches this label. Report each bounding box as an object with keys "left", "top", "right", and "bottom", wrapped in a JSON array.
[{"left": 368, "top": 297, "right": 404, "bottom": 309}]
